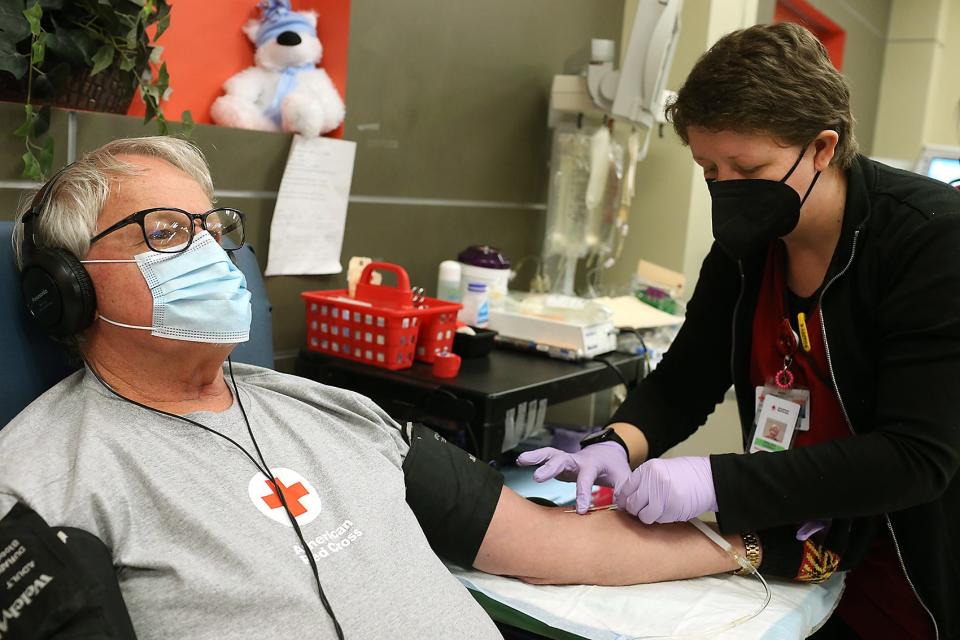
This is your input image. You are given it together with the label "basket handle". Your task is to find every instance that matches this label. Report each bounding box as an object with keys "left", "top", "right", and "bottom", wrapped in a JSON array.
[{"left": 360, "top": 262, "right": 411, "bottom": 290}]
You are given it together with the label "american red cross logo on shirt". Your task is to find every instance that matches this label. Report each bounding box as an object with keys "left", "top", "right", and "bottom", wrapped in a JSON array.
[
  {"left": 248, "top": 468, "right": 321, "bottom": 526},
  {"left": 261, "top": 477, "right": 309, "bottom": 517}
]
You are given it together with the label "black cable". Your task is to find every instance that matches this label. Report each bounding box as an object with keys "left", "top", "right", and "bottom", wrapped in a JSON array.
[
  {"left": 594, "top": 355, "right": 630, "bottom": 390},
  {"left": 228, "top": 359, "right": 344, "bottom": 640},
  {"left": 86, "top": 360, "right": 271, "bottom": 477},
  {"left": 617, "top": 327, "right": 650, "bottom": 379},
  {"left": 86, "top": 358, "right": 345, "bottom": 639}
]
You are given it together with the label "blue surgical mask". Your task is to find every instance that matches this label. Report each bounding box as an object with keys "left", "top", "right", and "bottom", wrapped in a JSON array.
[{"left": 81, "top": 231, "right": 252, "bottom": 344}]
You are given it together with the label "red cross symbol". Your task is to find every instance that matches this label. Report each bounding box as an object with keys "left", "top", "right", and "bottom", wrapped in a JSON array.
[{"left": 261, "top": 477, "right": 309, "bottom": 517}]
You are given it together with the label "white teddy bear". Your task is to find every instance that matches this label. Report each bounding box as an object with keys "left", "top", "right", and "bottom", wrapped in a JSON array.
[{"left": 211, "top": 0, "right": 345, "bottom": 137}]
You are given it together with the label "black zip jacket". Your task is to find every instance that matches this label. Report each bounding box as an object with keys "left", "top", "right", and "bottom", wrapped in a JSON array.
[{"left": 610, "top": 156, "right": 960, "bottom": 639}]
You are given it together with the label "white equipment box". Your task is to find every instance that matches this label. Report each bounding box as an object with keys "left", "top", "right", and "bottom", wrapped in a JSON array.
[{"left": 488, "top": 308, "right": 618, "bottom": 361}]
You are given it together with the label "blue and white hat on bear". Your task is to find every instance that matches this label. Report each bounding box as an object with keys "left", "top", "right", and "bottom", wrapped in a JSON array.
[{"left": 256, "top": 0, "right": 314, "bottom": 47}]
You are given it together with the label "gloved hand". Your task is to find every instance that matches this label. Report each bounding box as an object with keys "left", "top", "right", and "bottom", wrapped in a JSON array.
[
  {"left": 614, "top": 456, "right": 718, "bottom": 524},
  {"left": 516, "top": 442, "right": 631, "bottom": 514},
  {"left": 796, "top": 519, "right": 831, "bottom": 541}
]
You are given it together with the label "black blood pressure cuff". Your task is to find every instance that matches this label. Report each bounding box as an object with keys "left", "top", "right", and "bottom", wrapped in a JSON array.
[
  {"left": 401, "top": 424, "right": 504, "bottom": 569},
  {"left": 0, "top": 502, "right": 136, "bottom": 639}
]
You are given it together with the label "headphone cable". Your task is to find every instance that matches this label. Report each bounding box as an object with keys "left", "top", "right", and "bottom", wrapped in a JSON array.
[
  {"left": 85, "top": 357, "right": 345, "bottom": 639},
  {"left": 227, "top": 358, "right": 344, "bottom": 639}
]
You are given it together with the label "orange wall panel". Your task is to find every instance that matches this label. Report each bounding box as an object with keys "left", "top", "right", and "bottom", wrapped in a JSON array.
[
  {"left": 774, "top": 0, "right": 846, "bottom": 71},
  {"left": 129, "top": 0, "right": 350, "bottom": 138}
]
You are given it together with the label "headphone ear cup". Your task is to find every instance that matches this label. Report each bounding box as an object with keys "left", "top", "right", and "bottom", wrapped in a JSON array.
[{"left": 20, "top": 248, "right": 97, "bottom": 338}]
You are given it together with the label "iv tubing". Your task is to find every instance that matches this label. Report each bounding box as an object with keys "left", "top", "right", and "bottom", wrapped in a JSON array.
[
  {"left": 586, "top": 518, "right": 775, "bottom": 639},
  {"left": 686, "top": 518, "right": 773, "bottom": 632},
  {"left": 558, "top": 513, "right": 774, "bottom": 637}
]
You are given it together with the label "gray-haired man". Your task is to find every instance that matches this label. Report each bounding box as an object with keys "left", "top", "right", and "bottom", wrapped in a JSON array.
[{"left": 1, "top": 137, "right": 743, "bottom": 640}]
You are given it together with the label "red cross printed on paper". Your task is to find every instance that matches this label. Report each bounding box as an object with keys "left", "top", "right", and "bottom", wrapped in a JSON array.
[{"left": 261, "top": 477, "right": 309, "bottom": 517}]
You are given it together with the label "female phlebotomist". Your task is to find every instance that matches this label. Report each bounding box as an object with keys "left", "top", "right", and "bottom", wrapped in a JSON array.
[{"left": 519, "top": 22, "right": 960, "bottom": 640}]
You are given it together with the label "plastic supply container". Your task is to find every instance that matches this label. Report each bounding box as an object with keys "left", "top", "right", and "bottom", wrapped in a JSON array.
[
  {"left": 460, "top": 282, "right": 490, "bottom": 328},
  {"left": 431, "top": 351, "right": 462, "bottom": 378},
  {"left": 302, "top": 262, "right": 462, "bottom": 370},
  {"left": 436, "top": 260, "right": 462, "bottom": 302},
  {"left": 452, "top": 326, "right": 498, "bottom": 358},
  {"left": 457, "top": 245, "right": 511, "bottom": 308}
]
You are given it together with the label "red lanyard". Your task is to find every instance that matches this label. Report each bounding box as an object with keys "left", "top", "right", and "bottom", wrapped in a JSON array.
[{"left": 775, "top": 318, "right": 798, "bottom": 388}]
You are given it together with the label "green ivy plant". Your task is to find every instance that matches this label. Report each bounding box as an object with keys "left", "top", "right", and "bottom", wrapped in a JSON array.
[{"left": 0, "top": 0, "right": 194, "bottom": 180}]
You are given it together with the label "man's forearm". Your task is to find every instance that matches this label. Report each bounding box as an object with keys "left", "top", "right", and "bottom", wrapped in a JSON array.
[{"left": 474, "top": 487, "right": 742, "bottom": 585}]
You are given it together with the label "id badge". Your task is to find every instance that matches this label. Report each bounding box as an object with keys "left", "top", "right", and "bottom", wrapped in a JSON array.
[
  {"left": 749, "top": 391, "right": 802, "bottom": 453},
  {"left": 755, "top": 385, "right": 811, "bottom": 431}
]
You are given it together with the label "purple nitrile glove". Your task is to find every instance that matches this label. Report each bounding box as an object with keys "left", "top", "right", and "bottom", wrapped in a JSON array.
[
  {"left": 614, "top": 456, "right": 718, "bottom": 524},
  {"left": 796, "top": 519, "right": 831, "bottom": 541},
  {"left": 516, "top": 442, "right": 631, "bottom": 514}
]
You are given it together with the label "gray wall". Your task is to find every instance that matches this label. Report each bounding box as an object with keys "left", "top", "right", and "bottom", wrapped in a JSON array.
[{"left": 0, "top": 0, "right": 625, "bottom": 371}]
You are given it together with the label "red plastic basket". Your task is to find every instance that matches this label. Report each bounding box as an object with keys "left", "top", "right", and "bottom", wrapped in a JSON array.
[
  {"left": 302, "top": 262, "right": 462, "bottom": 370},
  {"left": 414, "top": 302, "right": 461, "bottom": 364}
]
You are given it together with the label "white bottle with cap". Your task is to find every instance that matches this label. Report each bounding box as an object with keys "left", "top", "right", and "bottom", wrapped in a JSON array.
[
  {"left": 436, "top": 260, "right": 462, "bottom": 302},
  {"left": 460, "top": 282, "right": 490, "bottom": 328},
  {"left": 457, "top": 245, "right": 512, "bottom": 308}
]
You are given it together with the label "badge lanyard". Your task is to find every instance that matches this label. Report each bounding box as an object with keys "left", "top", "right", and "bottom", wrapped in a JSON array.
[
  {"left": 774, "top": 312, "right": 812, "bottom": 389},
  {"left": 750, "top": 284, "right": 815, "bottom": 453}
]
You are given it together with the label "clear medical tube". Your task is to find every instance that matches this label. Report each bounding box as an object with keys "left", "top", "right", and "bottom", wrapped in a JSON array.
[
  {"left": 684, "top": 518, "right": 773, "bottom": 634},
  {"left": 613, "top": 518, "right": 773, "bottom": 639},
  {"left": 564, "top": 508, "right": 773, "bottom": 638}
]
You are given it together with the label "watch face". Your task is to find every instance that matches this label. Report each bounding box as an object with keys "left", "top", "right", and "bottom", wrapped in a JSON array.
[{"left": 582, "top": 428, "right": 610, "bottom": 445}]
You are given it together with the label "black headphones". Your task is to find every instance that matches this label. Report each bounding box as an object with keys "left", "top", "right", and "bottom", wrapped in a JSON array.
[{"left": 19, "top": 164, "right": 98, "bottom": 338}]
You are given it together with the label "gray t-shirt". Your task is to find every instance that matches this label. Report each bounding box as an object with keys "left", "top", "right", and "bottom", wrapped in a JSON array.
[{"left": 0, "top": 364, "right": 502, "bottom": 639}]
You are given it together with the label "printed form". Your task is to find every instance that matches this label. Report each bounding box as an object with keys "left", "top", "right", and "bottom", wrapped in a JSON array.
[{"left": 265, "top": 134, "right": 357, "bottom": 276}]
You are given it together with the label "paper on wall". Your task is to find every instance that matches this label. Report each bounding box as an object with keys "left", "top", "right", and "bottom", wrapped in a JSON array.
[{"left": 264, "top": 135, "right": 357, "bottom": 276}]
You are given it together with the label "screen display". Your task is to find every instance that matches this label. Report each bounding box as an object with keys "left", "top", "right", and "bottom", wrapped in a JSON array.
[{"left": 928, "top": 156, "right": 960, "bottom": 185}]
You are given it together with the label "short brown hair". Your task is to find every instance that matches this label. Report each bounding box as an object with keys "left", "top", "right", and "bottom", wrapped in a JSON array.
[{"left": 665, "top": 22, "right": 858, "bottom": 169}]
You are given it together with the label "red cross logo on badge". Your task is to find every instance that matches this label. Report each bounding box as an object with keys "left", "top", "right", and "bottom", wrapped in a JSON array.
[{"left": 248, "top": 468, "right": 321, "bottom": 526}]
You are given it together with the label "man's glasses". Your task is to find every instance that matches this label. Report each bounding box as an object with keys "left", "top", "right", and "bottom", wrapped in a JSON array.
[{"left": 88, "top": 207, "right": 246, "bottom": 253}]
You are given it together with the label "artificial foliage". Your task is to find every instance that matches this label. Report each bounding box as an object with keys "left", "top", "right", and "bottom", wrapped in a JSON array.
[{"left": 0, "top": 0, "right": 192, "bottom": 179}]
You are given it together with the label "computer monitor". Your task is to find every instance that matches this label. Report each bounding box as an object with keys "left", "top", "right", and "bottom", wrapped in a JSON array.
[{"left": 914, "top": 144, "right": 960, "bottom": 186}]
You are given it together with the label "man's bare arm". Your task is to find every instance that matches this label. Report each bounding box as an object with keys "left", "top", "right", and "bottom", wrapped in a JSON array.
[{"left": 474, "top": 486, "right": 743, "bottom": 585}]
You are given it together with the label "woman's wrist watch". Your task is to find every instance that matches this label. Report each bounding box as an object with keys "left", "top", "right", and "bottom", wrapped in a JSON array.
[
  {"left": 734, "top": 532, "right": 762, "bottom": 575},
  {"left": 579, "top": 426, "right": 630, "bottom": 458}
]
